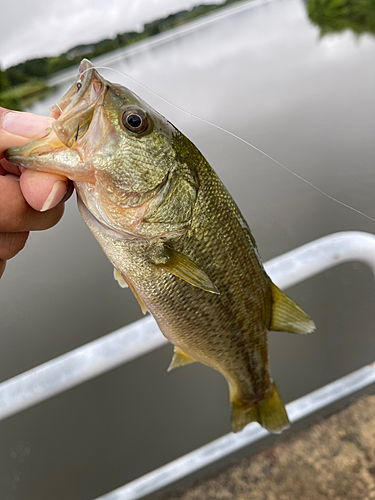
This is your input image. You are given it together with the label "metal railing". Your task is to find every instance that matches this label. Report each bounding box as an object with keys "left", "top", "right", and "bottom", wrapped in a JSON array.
[
  {"left": 95, "top": 362, "right": 375, "bottom": 500},
  {"left": 1, "top": 231, "right": 375, "bottom": 499}
]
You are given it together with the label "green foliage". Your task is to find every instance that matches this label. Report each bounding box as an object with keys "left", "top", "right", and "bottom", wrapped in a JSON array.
[
  {"left": 6, "top": 57, "right": 50, "bottom": 86},
  {"left": 2, "top": 0, "right": 243, "bottom": 110},
  {"left": 47, "top": 55, "right": 81, "bottom": 74},
  {"left": 0, "top": 79, "right": 52, "bottom": 111},
  {"left": 307, "top": 0, "right": 375, "bottom": 36},
  {"left": 0, "top": 67, "right": 10, "bottom": 93}
]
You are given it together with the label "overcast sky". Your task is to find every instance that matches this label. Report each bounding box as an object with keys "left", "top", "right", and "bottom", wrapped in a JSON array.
[{"left": 1, "top": 0, "right": 223, "bottom": 69}]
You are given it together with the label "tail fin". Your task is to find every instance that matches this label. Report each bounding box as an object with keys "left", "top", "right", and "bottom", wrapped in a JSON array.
[
  {"left": 270, "top": 281, "right": 315, "bottom": 334},
  {"left": 231, "top": 383, "right": 290, "bottom": 433}
]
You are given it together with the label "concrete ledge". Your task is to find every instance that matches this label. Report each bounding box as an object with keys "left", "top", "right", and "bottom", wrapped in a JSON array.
[{"left": 161, "top": 394, "right": 375, "bottom": 500}]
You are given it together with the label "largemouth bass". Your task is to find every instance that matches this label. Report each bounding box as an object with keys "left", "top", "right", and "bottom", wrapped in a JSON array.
[{"left": 5, "top": 60, "right": 314, "bottom": 433}]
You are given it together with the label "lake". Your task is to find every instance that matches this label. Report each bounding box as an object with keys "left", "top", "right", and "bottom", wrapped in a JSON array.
[{"left": 1, "top": 0, "right": 375, "bottom": 498}]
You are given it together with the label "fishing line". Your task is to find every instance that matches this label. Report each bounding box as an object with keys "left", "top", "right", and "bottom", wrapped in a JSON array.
[{"left": 86, "top": 65, "right": 375, "bottom": 223}]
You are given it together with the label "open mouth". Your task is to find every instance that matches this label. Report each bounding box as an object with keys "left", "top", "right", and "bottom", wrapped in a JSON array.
[
  {"left": 4, "top": 59, "right": 107, "bottom": 180},
  {"left": 50, "top": 59, "right": 107, "bottom": 147}
]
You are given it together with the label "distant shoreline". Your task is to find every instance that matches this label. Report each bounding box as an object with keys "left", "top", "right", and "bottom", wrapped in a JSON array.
[
  {"left": 48, "top": 0, "right": 263, "bottom": 87},
  {"left": 1, "top": 0, "right": 373, "bottom": 110},
  {"left": 0, "top": 0, "right": 247, "bottom": 110}
]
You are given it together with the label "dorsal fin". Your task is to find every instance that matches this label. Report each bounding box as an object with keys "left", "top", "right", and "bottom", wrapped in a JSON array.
[
  {"left": 269, "top": 281, "right": 315, "bottom": 334},
  {"left": 168, "top": 346, "right": 196, "bottom": 371}
]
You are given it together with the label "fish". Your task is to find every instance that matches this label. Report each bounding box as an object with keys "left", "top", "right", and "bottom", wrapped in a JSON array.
[{"left": 5, "top": 59, "right": 315, "bottom": 433}]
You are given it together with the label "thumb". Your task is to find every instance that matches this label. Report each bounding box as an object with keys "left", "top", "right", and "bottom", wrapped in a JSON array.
[
  {"left": 0, "top": 108, "right": 53, "bottom": 151},
  {"left": 20, "top": 169, "right": 73, "bottom": 212}
]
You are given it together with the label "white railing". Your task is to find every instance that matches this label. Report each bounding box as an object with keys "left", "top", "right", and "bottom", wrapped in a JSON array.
[
  {"left": 1, "top": 231, "right": 375, "bottom": 499},
  {"left": 95, "top": 362, "right": 375, "bottom": 500}
]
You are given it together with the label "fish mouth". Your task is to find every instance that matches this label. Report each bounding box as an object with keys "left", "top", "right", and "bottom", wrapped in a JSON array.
[
  {"left": 50, "top": 59, "right": 98, "bottom": 121},
  {"left": 4, "top": 59, "right": 107, "bottom": 181},
  {"left": 50, "top": 59, "right": 108, "bottom": 147}
]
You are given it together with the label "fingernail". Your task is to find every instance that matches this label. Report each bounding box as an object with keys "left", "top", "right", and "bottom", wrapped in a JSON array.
[
  {"left": 41, "top": 181, "right": 68, "bottom": 212},
  {"left": 2, "top": 111, "right": 52, "bottom": 139}
]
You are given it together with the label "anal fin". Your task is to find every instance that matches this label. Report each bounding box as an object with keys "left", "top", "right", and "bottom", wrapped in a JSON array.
[
  {"left": 270, "top": 281, "right": 315, "bottom": 334},
  {"left": 231, "top": 383, "right": 290, "bottom": 434},
  {"left": 168, "top": 346, "right": 196, "bottom": 371}
]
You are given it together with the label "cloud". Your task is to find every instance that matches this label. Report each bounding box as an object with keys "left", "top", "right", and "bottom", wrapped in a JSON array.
[{"left": 1, "top": 0, "right": 223, "bottom": 68}]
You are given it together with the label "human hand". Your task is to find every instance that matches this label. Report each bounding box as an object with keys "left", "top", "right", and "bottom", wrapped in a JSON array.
[{"left": 0, "top": 107, "right": 73, "bottom": 278}]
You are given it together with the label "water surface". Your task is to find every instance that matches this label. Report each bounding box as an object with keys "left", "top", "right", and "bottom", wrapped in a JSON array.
[{"left": 1, "top": 0, "right": 375, "bottom": 498}]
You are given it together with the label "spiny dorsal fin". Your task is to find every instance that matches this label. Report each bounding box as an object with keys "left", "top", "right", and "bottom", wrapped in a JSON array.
[
  {"left": 113, "top": 268, "right": 128, "bottom": 288},
  {"left": 270, "top": 281, "right": 315, "bottom": 334},
  {"left": 168, "top": 346, "right": 196, "bottom": 371},
  {"left": 155, "top": 246, "right": 219, "bottom": 295}
]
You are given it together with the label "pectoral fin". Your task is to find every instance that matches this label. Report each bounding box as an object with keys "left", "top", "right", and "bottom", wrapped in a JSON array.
[
  {"left": 154, "top": 246, "right": 219, "bottom": 294},
  {"left": 269, "top": 282, "right": 315, "bottom": 334},
  {"left": 168, "top": 346, "right": 197, "bottom": 371}
]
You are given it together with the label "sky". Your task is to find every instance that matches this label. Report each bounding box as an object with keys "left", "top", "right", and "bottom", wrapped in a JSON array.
[{"left": 1, "top": 0, "right": 223, "bottom": 69}]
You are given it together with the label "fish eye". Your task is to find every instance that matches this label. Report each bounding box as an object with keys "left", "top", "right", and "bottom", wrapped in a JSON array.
[{"left": 121, "top": 108, "right": 149, "bottom": 134}]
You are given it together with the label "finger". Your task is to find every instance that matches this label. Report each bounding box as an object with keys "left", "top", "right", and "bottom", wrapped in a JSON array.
[
  {"left": 0, "top": 174, "right": 65, "bottom": 232},
  {"left": 0, "top": 260, "right": 5, "bottom": 278},
  {"left": 0, "top": 108, "right": 53, "bottom": 152},
  {"left": 0, "top": 231, "right": 29, "bottom": 260},
  {"left": 0, "top": 162, "right": 7, "bottom": 175},
  {"left": 20, "top": 169, "right": 73, "bottom": 212},
  {"left": 0, "top": 157, "right": 22, "bottom": 175}
]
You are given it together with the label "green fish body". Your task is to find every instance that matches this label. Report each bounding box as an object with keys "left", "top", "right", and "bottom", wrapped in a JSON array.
[{"left": 5, "top": 60, "right": 314, "bottom": 433}]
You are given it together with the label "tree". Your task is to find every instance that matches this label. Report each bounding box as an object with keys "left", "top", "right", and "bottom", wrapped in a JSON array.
[
  {"left": 0, "top": 66, "right": 10, "bottom": 93},
  {"left": 307, "top": 0, "right": 375, "bottom": 36}
]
